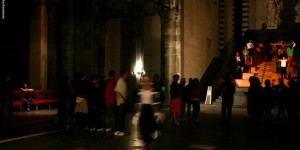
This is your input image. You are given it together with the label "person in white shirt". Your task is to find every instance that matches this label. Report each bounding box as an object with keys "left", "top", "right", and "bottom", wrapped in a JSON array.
[
  {"left": 279, "top": 57, "right": 288, "bottom": 79},
  {"left": 114, "top": 70, "right": 129, "bottom": 136},
  {"left": 246, "top": 39, "right": 255, "bottom": 56}
]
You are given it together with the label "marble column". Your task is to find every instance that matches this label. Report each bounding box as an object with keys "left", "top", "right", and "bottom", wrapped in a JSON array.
[
  {"left": 29, "top": 0, "right": 48, "bottom": 89},
  {"left": 160, "top": 7, "right": 182, "bottom": 90}
]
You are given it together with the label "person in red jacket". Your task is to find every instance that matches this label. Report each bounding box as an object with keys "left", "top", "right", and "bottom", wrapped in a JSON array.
[{"left": 104, "top": 70, "right": 117, "bottom": 132}]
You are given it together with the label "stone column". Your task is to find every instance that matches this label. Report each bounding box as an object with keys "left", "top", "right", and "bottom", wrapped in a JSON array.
[
  {"left": 58, "top": 0, "right": 75, "bottom": 78},
  {"left": 29, "top": 0, "right": 48, "bottom": 89},
  {"left": 160, "top": 7, "right": 182, "bottom": 91}
]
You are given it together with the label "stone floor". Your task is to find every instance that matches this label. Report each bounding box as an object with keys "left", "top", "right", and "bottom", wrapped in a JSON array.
[{"left": 0, "top": 104, "right": 299, "bottom": 150}]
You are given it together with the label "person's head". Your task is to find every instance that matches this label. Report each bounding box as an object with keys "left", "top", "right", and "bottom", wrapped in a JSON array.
[
  {"left": 142, "top": 76, "right": 151, "bottom": 90},
  {"left": 23, "top": 83, "right": 28, "bottom": 88},
  {"left": 193, "top": 78, "right": 199, "bottom": 85},
  {"left": 264, "top": 79, "right": 271, "bottom": 87},
  {"left": 188, "top": 78, "right": 193, "bottom": 84},
  {"left": 180, "top": 78, "right": 186, "bottom": 85},
  {"left": 90, "top": 75, "right": 99, "bottom": 84},
  {"left": 173, "top": 74, "right": 180, "bottom": 82},
  {"left": 249, "top": 39, "right": 252, "bottom": 43},
  {"left": 108, "top": 70, "right": 115, "bottom": 77},
  {"left": 153, "top": 74, "right": 159, "bottom": 82},
  {"left": 120, "top": 70, "right": 129, "bottom": 80}
]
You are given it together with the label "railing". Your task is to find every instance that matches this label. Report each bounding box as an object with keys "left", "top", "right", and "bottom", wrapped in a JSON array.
[{"left": 13, "top": 90, "right": 58, "bottom": 111}]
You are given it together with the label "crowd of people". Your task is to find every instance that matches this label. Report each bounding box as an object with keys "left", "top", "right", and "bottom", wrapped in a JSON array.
[{"left": 234, "top": 39, "right": 296, "bottom": 80}]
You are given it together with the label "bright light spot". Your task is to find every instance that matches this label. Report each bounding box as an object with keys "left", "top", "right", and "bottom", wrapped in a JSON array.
[{"left": 134, "top": 59, "right": 145, "bottom": 76}]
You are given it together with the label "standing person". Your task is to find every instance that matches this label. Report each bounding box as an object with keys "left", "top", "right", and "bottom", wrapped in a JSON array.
[
  {"left": 244, "top": 55, "right": 252, "bottom": 73},
  {"left": 104, "top": 70, "right": 117, "bottom": 132},
  {"left": 273, "top": 79, "right": 288, "bottom": 119},
  {"left": 179, "top": 78, "right": 187, "bottom": 120},
  {"left": 114, "top": 70, "right": 130, "bottom": 136},
  {"left": 74, "top": 73, "right": 89, "bottom": 130},
  {"left": 87, "top": 75, "right": 102, "bottom": 131},
  {"left": 247, "top": 76, "right": 263, "bottom": 131},
  {"left": 242, "top": 46, "right": 249, "bottom": 60},
  {"left": 286, "top": 44, "right": 294, "bottom": 67},
  {"left": 185, "top": 78, "right": 193, "bottom": 118},
  {"left": 246, "top": 39, "right": 255, "bottom": 56},
  {"left": 191, "top": 78, "right": 201, "bottom": 123},
  {"left": 220, "top": 75, "right": 236, "bottom": 125},
  {"left": 57, "top": 76, "right": 74, "bottom": 128},
  {"left": 234, "top": 52, "right": 242, "bottom": 79},
  {"left": 170, "top": 74, "right": 181, "bottom": 126},
  {"left": 262, "top": 79, "right": 275, "bottom": 122},
  {"left": 138, "top": 76, "right": 158, "bottom": 150},
  {"left": 286, "top": 78, "right": 298, "bottom": 126},
  {"left": 278, "top": 57, "right": 288, "bottom": 79},
  {"left": 0, "top": 75, "right": 14, "bottom": 129}
]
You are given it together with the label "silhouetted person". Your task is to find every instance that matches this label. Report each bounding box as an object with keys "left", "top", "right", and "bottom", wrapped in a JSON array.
[
  {"left": 262, "top": 79, "right": 275, "bottom": 122},
  {"left": 87, "top": 75, "right": 102, "bottom": 131},
  {"left": 286, "top": 78, "right": 298, "bottom": 126},
  {"left": 247, "top": 76, "right": 263, "bottom": 131},
  {"left": 185, "top": 78, "right": 193, "bottom": 118},
  {"left": 57, "top": 76, "right": 74, "bottom": 128},
  {"left": 220, "top": 75, "right": 236, "bottom": 125},
  {"left": 273, "top": 79, "right": 288, "bottom": 119},
  {"left": 0, "top": 75, "right": 14, "bottom": 129}
]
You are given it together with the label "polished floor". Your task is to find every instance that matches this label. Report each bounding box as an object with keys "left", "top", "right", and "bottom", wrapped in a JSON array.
[{"left": 0, "top": 103, "right": 299, "bottom": 150}]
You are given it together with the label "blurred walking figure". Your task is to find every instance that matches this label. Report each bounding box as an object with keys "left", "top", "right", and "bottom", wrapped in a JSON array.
[
  {"left": 220, "top": 74, "right": 235, "bottom": 125},
  {"left": 138, "top": 76, "right": 159, "bottom": 150}
]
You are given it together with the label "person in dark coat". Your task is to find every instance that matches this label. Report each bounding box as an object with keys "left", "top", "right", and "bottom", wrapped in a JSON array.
[
  {"left": 57, "top": 76, "right": 74, "bottom": 128},
  {"left": 220, "top": 74, "right": 236, "bottom": 125},
  {"left": 247, "top": 76, "right": 263, "bottom": 130}
]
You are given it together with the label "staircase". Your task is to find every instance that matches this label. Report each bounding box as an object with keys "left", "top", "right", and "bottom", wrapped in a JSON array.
[{"left": 212, "top": 43, "right": 298, "bottom": 107}]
